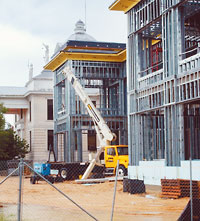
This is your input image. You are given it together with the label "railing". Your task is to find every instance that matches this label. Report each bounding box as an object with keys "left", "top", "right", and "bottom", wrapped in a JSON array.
[
  {"left": 179, "top": 44, "right": 200, "bottom": 60},
  {"left": 138, "top": 63, "right": 163, "bottom": 89},
  {"left": 57, "top": 107, "right": 66, "bottom": 118},
  {"left": 100, "top": 107, "right": 119, "bottom": 116},
  {"left": 179, "top": 46, "right": 200, "bottom": 74}
]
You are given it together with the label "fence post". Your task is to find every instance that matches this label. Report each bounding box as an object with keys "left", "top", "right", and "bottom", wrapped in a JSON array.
[
  {"left": 110, "top": 160, "right": 119, "bottom": 221},
  {"left": 189, "top": 155, "right": 193, "bottom": 221},
  {"left": 18, "top": 158, "right": 23, "bottom": 221}
]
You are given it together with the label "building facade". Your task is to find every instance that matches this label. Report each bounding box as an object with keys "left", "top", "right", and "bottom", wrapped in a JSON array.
[
  {"left": 45, "top": 21, "right": 127, "bottom": 163},
  {"left": 110, "top": 0, "right": 200, "bottom": 184},
  {"left": 0, "top": 68, "right": 54, "bottom": 162}
]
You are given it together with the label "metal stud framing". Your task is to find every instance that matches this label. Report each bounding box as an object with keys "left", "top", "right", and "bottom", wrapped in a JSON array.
[
  {"left": 54, "top": 59, "right": 127, "bottom": 162},
  {"left": 128, "top": 0, "right": 200, "bottom": 166}
]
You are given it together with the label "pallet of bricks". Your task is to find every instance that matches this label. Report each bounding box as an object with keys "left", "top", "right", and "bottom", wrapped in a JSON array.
[{"left": 161, "top": 179, "right": 200, "bottom": 199}]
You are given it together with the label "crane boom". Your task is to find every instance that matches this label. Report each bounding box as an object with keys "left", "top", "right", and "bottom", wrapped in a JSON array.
[{"left": 62, "top": 66, "right": 116, "bottom": 179}]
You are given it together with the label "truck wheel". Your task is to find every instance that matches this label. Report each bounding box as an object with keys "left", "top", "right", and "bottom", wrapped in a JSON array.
[
  {"left": 60, "top": 168, "right": 68, "bottom": 180},
  {"left": 118, "top": 165, "right": 127, "bottom": 177}
]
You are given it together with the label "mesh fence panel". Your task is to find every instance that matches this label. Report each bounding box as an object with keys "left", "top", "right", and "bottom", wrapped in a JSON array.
[
  {"left": 22, "top": 173, "right": 94, "bottom": 220},
  {"left": 0, "top": 163, "right": 19, "bottom": 221},
  {"left": 1, "top": 160, "right": 200, "bottom": 220}
]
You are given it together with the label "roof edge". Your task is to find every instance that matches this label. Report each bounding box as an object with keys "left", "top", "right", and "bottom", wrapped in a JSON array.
[{"left": 109, "top": 0, "right": 141, "bottom": 13}]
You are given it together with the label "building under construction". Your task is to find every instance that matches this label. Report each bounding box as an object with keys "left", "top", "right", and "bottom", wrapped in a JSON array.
[
  {"left": 45, "top": 21, "right": 127, "bottom": 162},
  {"left": 110, "top": 0, "right": 200, "bottom": 184}
]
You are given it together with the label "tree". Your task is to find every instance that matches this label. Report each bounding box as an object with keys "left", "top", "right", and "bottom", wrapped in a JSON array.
[
  {"left": 0, "top": 129, "right": 14, "bottom": 160},
  {"left": 0, "top": 103, "right": 7, "bottom": 130},
  {"left": 0, "top": 103, "right": 29, "bottom": 160},
  {"left": 13, "top": 132, "right": 29, "bottom": 158},
  {"left": 0, "top": 129, "right": 29, "bottom": 160}
]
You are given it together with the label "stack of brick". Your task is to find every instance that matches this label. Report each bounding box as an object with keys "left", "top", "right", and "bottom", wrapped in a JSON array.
[
  {"left": 161, "top": 179, "right": 199, "bottom": 199},
  {"left": 198, "top": 181, "right": 200, "bottom": 199}
]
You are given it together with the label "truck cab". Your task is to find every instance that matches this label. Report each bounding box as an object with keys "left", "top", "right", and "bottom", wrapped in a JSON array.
[{"left": 104, "top": 145, "right": 128, "bottom": 176}]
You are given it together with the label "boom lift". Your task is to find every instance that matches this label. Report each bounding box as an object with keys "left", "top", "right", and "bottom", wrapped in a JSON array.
[{"left": 62, "top": 66, "right": 118, "bottom": 179}]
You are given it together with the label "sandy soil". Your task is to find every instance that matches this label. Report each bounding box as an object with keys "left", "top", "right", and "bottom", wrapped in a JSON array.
[{"left": 0, "top": 176, "right": 189, "bottom": 221}]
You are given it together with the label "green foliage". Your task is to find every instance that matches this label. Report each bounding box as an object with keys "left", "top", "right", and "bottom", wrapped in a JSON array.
[
  {"left": 0, "top": 213, "right": 16, "bottom": 221},
  {"left": 0, "top": 103, "right": 7, "bottom": 130},
  {"left": 0, "top": 213, "right": 8, "bottom": 221},
  {"left": 0, "top": 103, "right": 28, "bottom": 160},
  {"left": 13, "top": 132, "right": 29, "bottom": 158},
  {"left": 0, "top": 213, "right": 6, "bottom": 221},
  {"left": 0, "top": 129, "right": 29, "bottom": 160}
]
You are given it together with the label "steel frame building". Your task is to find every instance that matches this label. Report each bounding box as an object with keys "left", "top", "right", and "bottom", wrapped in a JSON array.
[
  {"left": 110, "top": 0, "right": 200, "bottom": 184},
  {"left": 45, "top": 40, "right": 127, "bottom": 163}
]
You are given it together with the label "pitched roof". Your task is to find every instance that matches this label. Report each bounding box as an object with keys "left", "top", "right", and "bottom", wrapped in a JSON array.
[
  {"left": 34, "top": 69, "right": 53, "bottom": 79},
  {"left": 0, "top": 86, "right": 27, "bottom": 96}
]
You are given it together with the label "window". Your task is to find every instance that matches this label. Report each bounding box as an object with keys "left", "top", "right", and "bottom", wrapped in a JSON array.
[
  {"left": 47, "top": 99, "right": 53, "bottom": 120},
  {"left": 20, "top": 109, "right": 23, "bottom": 119},
  {"left": 88, "top": 130, "right": 96, "bottom": 151},
  {"left": 107, "top": 147, "right": 116, "bottom": 156},
  {"left": 75, "top": 133, "right": 77, "bottom": 151},
  {"left": 117, "top": 146, "right": 128, "bottom": 155},
  {"left": 29, "top": 101, "right": 31, "bottom": 122},
  {"left": 48, "top": 130, "right": 54, "bottom": 151},
  {"left": 29, "top": 131, "right": 32, "bottom": 152}
]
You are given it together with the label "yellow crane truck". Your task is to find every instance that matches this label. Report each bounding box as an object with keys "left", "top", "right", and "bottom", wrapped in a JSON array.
[
  {"left": 62, "top": 66, "right": 128, "bottom": 179},
  {"left": 31, "top": 66, "right": 128, "bottom": 184}
]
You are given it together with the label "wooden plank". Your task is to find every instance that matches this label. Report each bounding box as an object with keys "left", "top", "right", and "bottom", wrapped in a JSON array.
[
  {"left": 75, "top": 176, "right": 126, "bottom": 184},
  {"left": 161, "top": 194, "right": 179, "bottom": 199}
]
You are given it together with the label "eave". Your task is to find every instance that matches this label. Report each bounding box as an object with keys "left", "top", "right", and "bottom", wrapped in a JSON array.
[
  {"left": 109, "top": 0, "right": 141, "bottom": 13},
  {"left": 44, "top": 49, "right": 126, "bottom": 72}
]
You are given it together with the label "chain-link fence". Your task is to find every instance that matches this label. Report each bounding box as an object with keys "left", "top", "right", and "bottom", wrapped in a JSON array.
[
  {"left": 0, "top": 159, "right": 199, "bottom": 221},
  {"left": 160, "top": 158, "right": 200, "bottom": 220}
]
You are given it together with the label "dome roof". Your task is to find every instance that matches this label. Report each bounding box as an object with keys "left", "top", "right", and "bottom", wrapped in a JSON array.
[
  {"left": 54, "top": 20, "right": 96, "bottom": 55},
  {"left": 67, "top": 20, "right": 96, "bottom": 42}
]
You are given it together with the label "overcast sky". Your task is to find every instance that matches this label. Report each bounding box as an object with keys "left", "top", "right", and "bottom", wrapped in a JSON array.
[{"left": 0, "top": 0, "right": 126, "bottom": 87}]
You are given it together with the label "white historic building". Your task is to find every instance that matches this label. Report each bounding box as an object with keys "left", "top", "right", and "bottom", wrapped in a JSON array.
[{"left": 0, "top": 67, "right": 54, "bottom": 162}]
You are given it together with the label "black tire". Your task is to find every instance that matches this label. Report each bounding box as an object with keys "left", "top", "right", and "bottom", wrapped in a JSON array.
[
  {"left": 30, "top": 176, "right": 36, "bottom": 184},
  {"left": 60, "top": 168, "right": 68, "bottom": 180},
  {"left": 118, "top": 165, "right": 127, "bottom": 177}
]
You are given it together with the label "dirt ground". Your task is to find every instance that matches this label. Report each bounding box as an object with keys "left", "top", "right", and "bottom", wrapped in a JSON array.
[{"left": 0, "top": 176, "right": 189, "bottom": 221}]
